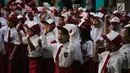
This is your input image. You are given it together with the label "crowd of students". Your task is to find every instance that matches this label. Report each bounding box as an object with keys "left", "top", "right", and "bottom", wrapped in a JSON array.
[{"left": 0, "top": 0, "right": 130, "bottom": 73}]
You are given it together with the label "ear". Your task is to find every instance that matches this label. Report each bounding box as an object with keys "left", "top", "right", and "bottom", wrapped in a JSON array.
[{"left": 111, "top": 43, "right": 116, "bottom": 49}]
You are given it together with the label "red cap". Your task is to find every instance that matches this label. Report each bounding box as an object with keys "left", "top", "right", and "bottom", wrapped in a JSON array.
[
  {"left": 78, "top": 19, "right": 91, "bottom": 31},
  {"left": 66, "top": 16, "right": 78, "bottom": 24},
  {"left": 101, "top": 30, "right": 122, "bottom": 48},
  {"left": 13, "top": 5, "right": 22, "bottom": 11},
  {"left": 23, "top": 23, "right": 41, "bottom": 35},
  {"left": 120, "top": 16, "right": 130, "bottom": 23},
  {"left": 19, "top": 2, "right": 26, "bottom": 8},
  {"left": 97, "top": 7, "right": 107, "bottom": 14},
  {"left": 6, "top": 14, "right": 18, "bottom": 22},
  {"left": 28, "top": 1, "right": 36, "bottom": 7},
  {"left": 11, "top": 2, "right": 18, "bottom": 6}
]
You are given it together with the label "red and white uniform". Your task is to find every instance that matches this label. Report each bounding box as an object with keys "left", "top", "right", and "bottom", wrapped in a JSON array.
[
  {"left": 119, "top": 44, "right": 130, "bottom": 72},
  {"left": 40, "top": 34, "right": 76, "bottom": 73},
  {"left": 80, "top": 40, "right": 94, "bottom": 73},
  {"left": 0, "top": 26, "right": 20, "bottom": 73},
  {"left": 42, "top": 31, "right": 56, "bottom": 73},
  {"left": 22, "top": 34, "right": 43, "bottom": 73},
  {"left": 0, "top": 33, "right": 5, "bottom": 73},
  {"left": 98, "top": 51, "right": 125, "bottom": 73}
]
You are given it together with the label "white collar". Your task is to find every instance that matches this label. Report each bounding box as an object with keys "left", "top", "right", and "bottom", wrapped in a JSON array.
[
  {"left": 110, "top": 50, "right": 119, "bottom": 56},
  {"left": 121, "top": 44, "right": 130, "bottom": 49},
  {"left": 30, "top": 34, "right": 39, "bottom": 40}
]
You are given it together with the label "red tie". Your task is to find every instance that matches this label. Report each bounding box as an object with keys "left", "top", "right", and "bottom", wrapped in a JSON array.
[
  {"left": 55, "top": 45, "right": 63, "bottom": 66},
  {"left": 101, "top": 54, "right": 111, "bottom": 73},
  {"left": 8, "top": 30, "right": 11, "bottom": 43}
]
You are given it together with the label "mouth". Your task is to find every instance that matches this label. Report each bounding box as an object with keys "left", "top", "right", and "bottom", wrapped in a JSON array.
[{"left": 58, "top": 38, "right": 62, "bottom": 42}]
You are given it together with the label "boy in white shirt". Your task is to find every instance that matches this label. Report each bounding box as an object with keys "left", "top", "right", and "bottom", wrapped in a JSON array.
[
  {"left": 40, "top": 26, "right": 80, "bottom": 73},
  {"left": 0, "top": 14, "right": 20, "bottom": 73},
  {"left": 120, "top": 24, "right": 130, "bottom": 73},
  {"left": 94, "top": 30, "right": 125, "bottom": 73}
]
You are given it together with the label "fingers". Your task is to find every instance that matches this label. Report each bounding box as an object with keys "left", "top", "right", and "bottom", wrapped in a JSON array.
[{"left": 9, "top": 54, "right": 13, "bottom": 60}]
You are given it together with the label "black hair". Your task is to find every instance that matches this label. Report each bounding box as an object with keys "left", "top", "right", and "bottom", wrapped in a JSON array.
[
  {"left": 57, "top": 26, "right": 69, "bottom": 36},
  {"left": 58, "top": 15, "right": 65, "bottom": 20}
]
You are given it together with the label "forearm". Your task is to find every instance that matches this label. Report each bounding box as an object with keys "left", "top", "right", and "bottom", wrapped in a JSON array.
[
  {"left": 27, "top": 38, "right": 35, "bottom": 51},
  {"left": 11, "top": 45, "right": 18, "bottom": 55},
  {"left": 17, "top": 30, "right": 22, "bottom": 43},
  {"left": 104, "top": 16, "right": 109, "bottom": 34},
  {"left": 94, "top": 44, "right": 99, "bottom": 62}
]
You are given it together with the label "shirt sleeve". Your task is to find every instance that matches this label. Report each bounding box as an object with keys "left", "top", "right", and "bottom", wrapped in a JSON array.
[
  {"left": 98, "top": 52, "right": 106, "bottom": 62},
  {"left": 31, "top": 36, "right": 41, "bottom": 51},
  {"left": 72, "top": 42, "right": 84, "bottom": 64},
  {"left": 13, "top": 31, "right": 21, "bottom": 45},
  {"left": 127, "top": 53, "right": 130, "bottom": 69},
  {"left": 113, "top": 57, "right": 123, "bottom": 73},
  {"left": 40, "top": 34, "right": 56, "bottom": 52},
  {"left": 0, "top": 26, "right": 5, "bottom": 35},
  {"left": 0, "top": 35, "right": 5, "bottom": 54},
  {"left": 87, "top": 41, "right": 94, "bottom": 57},
  {"left": 22, "top": 37, "right": 28, "bottom": 44}
]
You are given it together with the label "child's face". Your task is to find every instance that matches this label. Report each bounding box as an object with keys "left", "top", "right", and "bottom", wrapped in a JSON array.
[
  {"left": 93, "top": 18, "right": 100, "bottom": 28},
  {"left": 58, "top": 30, "right": 69, "bottom": 44},
  {"left": 121, "top": 28, "right": 130, "bottom": 44},
  {"left": 42, "top": 23, "right": 50, "bottom": 32},
  {"left": 104, "top": 41, "right": 117, "bottom": 52},
  {"left": 58, "top": 17, "right": 65, "bottom": 26},
  {"left": 25, "top": 27, "right": 34, "bottom": 36},
  {"left": 109, "top": 22, "right": 118, "bottom": 31},
  {"left": 7, "top": 20, "right": 15, "bottom": 28}
]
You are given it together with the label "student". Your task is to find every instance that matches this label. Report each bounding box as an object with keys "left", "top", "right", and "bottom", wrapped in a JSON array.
[
  {"left": 0, "top": 14, "right": 20, "bottom": 73},
  {"left": 90, "top": 16, "right": 104, "bottom": 54},
  {"left": 120, "top": 24, "right": 130, "bottom": 73},
  {"left": 109, "top": 16, "right": 121, "bottom": 33},
  {"left": 16, "top": 15, "right": 29, "bottom": 73},
  {"left": 20, "top": 23, "right": 42, "bottom": 73},
  {"left": 94, "top": 30, "right": 125, "bottom": 73},
  {"left": 64, "top": 24, "right": 84, "bottom": 73},
  {"left": 79, "top": 23, "right": 94, "bottom": 73},
  {"left": 0, "top": 27, "right": 5, "bottom": 73},
  {"left": 41, "top": 19, "right": 56, "bottom": 73},
  {"left": 40, "top": 26, "right": 78, "bottom": 73}
]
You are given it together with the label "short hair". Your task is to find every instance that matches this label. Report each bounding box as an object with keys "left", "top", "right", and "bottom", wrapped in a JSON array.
[
  {"left": 57, "top": 26, "right": 69, "bottom": 36},
  {"left": 41, "top": 21, "right": 49, "bottom": 25},
  {"left": 124, "top": 27, "right": 130, "bottom": 36}
]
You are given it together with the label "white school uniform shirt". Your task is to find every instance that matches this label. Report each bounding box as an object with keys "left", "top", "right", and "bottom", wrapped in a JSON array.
[
  {"left": 82, "top": 40, "right": 94, "bottom": 57},
  {"left": 98, "top": 51, "right": 125, "bottom": 73},
  {"left": 0, "top": 26, "right": 20, "bottom": 45},
  {"left": 119, "top": 44, "right": 130, "bottom": 69},
  {"left": 22, "top": 34, "right": 43, "bottom": 57},
  {"left": 40, "top": 34, "right": 75, "bottom": 67},
  {"left": 42, "top": 31, "right": 57, "bottom": 58},
  {"left": 0, "top": 34, "right": 5, "bottom": 54},
  {"left": 0, "top": 17, "right": 7, "bottom": 27}
]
